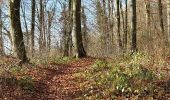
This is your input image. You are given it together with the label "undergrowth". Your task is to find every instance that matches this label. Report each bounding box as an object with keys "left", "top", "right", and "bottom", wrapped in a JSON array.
[
  {"left": 0, "top": 65, "right": 35, "bottom": 92},
  {"left": 79, "top": 52, "right": 167, "bottom": 99},
  {"left": 32, "top": 56, "right": 75, "bottom": 65}
]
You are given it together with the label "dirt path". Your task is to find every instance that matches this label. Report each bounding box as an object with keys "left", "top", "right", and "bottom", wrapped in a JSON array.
[{"left": 27, "top": 58, "right": 95, "bottom": 100}]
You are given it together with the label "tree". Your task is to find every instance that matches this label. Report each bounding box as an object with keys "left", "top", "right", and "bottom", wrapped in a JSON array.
[
  {"left": 72, "top": 0, "right": 86, "bottom": 58},
  {"left": 0, "top": 2, "right": 4, "bottom": 55},
  {"left": 158, "top": 0, "right": 164, "bottom": 35},
  {"left": 168, "top": 0, "right": 170, "bottom": 42},
  {"left": 116, "top": 0, "right": 122, "bottom": 53},
  {"left": 61, "top": 2, "right": 69, "bottom": 56},
  {"left": 30, "top": 0, "right": 35, "bottom": 57},
  {"left": 47, "top": 8, "right": 55, "bottom": 53},
  {"left": 81, "top": 6, "right": 88, "bottom": 51},
  {"left": 39, "top": 0, "right": 46, "bottom": 52},
  {"left": 8, "top": 0, "right": 28, "bottom": 63},
  {"left": 123, "top": 0, "right": 128, "bottom": 53},
  {"left": 131, "top": 0, "right": 137, "bottom": 53}
]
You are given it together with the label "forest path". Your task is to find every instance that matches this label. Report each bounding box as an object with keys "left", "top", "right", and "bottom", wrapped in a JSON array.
[
  {"left": 0, "top": 57, "right": 96, "bottom": 100},
  {"left": 30, "top": 57, "right": 96, "bottom": 100}
]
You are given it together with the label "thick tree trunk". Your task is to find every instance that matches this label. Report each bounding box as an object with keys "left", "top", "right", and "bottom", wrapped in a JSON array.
[
  {"left": 63, "top": 1, "right": 73, "bottom": 57},
  {"left": 81, "top": 6, "right": 88, "bottom": 51},
  {"left": 72, "top": 0, "right": 86, "bottom": 58},
  {"left": 9, "top": 0, "right": 28, "bottom": 63},
  {"left": 131, "top": 0, "right": 137, "bottom": 52}
]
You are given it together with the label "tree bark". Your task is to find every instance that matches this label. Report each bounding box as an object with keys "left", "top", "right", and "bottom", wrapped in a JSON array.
[
  {"left": 39, "top": 0, "right": 45, "bottom": 52},
  {"left": 116, "top": 0, "right": 123, "bottom": 54},
  {"left": 72, "top": 0, "right": 86, "bottom": 58},
  {"left": 81, "top": 6, "right": 88, "bottom": 51},
  {"left": 9, "top": 0, "right": 28, "bottom": 63},
  {"left": 0, "top": 2, "right": 4, "bottom": 55},
  {"left": 168, "top": 0, "right": 170, "bottom": 42},
  {"left": 131, "top": 0, "right": 137, "bottom": 53},
  {"left": 158, "top": 0, "right": 164, "bottom": 36},
  {"left": 123, "top": 0, "right": 128, "bottom": 53},
  {"left": 30, "top": 0, "right": 35, "bottom": 57}
]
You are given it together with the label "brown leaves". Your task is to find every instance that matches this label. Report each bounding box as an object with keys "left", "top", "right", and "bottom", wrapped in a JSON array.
[{"left": 0, "top": 57, "right": 95, "bottom": 99}]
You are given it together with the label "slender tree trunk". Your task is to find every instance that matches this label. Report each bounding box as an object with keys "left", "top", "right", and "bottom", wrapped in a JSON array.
[
  {"left": 158, "top": 0, "right": 166, "bottom": 56},
  {"left": 131, "top": 0, "right": 137, "bottom": 52},
  {"left": 0, "top": 3, "right": 4, "bottom": 55},
  {"left": 39, "top": 0, "right": 44, "bottom": 52},
  {"left": 72, "top": 0, "right": 86, "bottom": 58},
  {"left": 108, "top": 0, "right": 112, "bottom": 54},
  {"left": 123, "top": 0, "right": 128, "bottom": 53},
  {"left": 116, "top": 0, "right": 122, "bottom": 53},
  {"left": 144, "top": 0, "right": 152, "bottom": 54},
  {"left": 63, "top": 3, "right": 69, "bottom": 56},
  {"left": 68, "top": 0, "right": 73, "bottom": 56},
  {"left": 158, "top": 0, "right": 165, "bottom": 36},
  {"left": 9, "top": 0, "right": 28, "bottom": 63},
  {"left": 30, "top": 0, "right": 35, "bottom": 57},
  {"left": 120, "top": 0, "right": 126, "bottom": 53},
  {"left": 47, "top": 9, "right": 54, "bottom": 53},
  {"left": 168, "top": 0, "right": 170, "bottom": 43},
  {"left": 145, "top": 1, "right": 151, "bottom": 38}
]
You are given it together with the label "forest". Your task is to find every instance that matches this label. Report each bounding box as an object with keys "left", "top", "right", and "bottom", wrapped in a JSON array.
[{"left": 0, "top": 0, "right": 170, "bottom": 99}]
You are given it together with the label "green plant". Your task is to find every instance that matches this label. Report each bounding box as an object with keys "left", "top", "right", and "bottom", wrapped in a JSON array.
[
  {"left": 81, "top": 56, "right": 159, "bottom": 99},
  {"left": 18, "top": 76, "right": 35, "bottom": 92}
]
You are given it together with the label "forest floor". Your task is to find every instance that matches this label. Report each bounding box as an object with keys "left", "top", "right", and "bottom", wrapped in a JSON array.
[
  {"left": 0, "top": 56, "right": 96, "bottom": 100},
  {"left": 0, "top": 56, "right": 170, "bottom": 99}
]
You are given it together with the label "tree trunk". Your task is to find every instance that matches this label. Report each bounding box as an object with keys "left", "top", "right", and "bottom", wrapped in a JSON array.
[
  {"left": 39, "top": 0, "right": 45, "bottom": 52},
  {"left": 72, "top": 0, "right": 86, "bottom": 58},
  {"left": 116, "top": 0, "right": 123, "bottom": 54},
  {"left": 63, "top": 3, "right": 69, "bottom": 56},
  {"left": 131, "top": 0, "right": 137, "bottom": 53},
  {"left": 68, "top": 0, "right": 73, "bottom": 56},
  {"left": 47, "top": 9, "right": 54, "bottom": 53},
  {"left": 9, "top": 0, "right": 28, "bottom": 63},
  {"left": 158, "top": 0, "right": 165, "bottom": 37},
  {"left": 123, "top": 0, "right": 128, "bottom": 53},
  {"left": 81, "top": 6, "right": 88, "bottom": 52},
  {"left": 30, "top": 0, "right": 35, "bottom": 57},
  {"left": 158, "top": 0, "right": 166, "bottom": 56},
  {"left": 0, "top": 3, "right": 4, "bottom": 55},
  {"left": 168, "top": 0, "right": 170, "bottom": 42}
]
